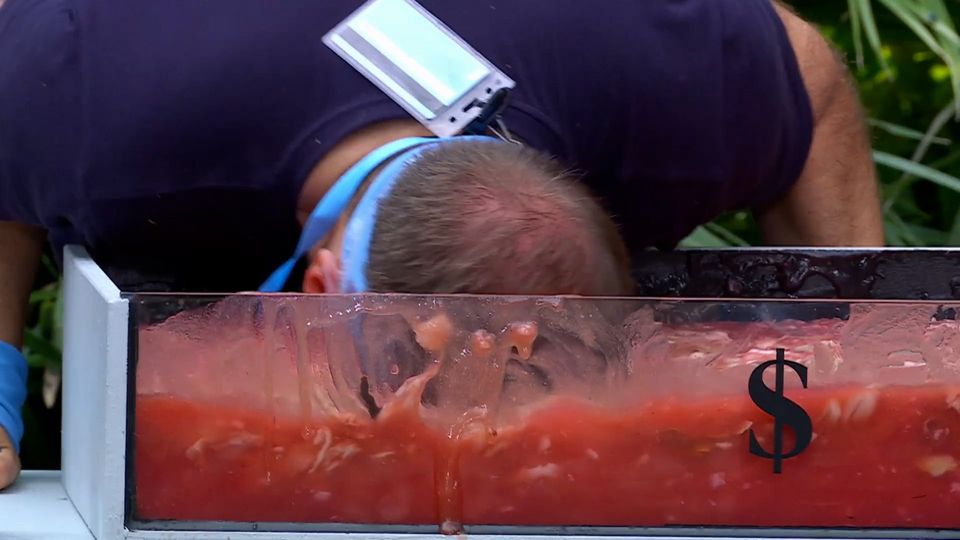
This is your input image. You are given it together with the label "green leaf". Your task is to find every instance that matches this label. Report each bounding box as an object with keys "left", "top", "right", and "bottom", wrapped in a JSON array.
[
  {"left": 878, "top": 0, "right": 960, "bottom": 109},
  {"left": 40, "top": 253, "right": 57, "bottom": 280},
  {"left": 849, "top": 0, "right": 866, "bottom": 70},
  {"left": 22, "top": 328, "right": 61, "bottom": 366},
  {"left": 884, "top": 141, "right": 960, "bottom": 212},
  {"left": 904, "top": 222, "right": 949, "bottom": 245},
  {"left": 922, "top": 0, "right": 956, "bottom": 32},
  {"left": 53, "top": 280, "right": 64, "bottom": 354},
  {"left": 38, "top": 301, "right": 54, "bottom": 337},
  {"left": 874, "top": 150, "right": 960, "bottom": 193},
  {"left": 867, "top": 118, "right": 951, "bottom": 144},
  {"left": 704, "top": 223, "right": 750, "bottom": 247},
  {"left": 884, "top": 220, "right": 906, "bottom": 246},
  {"left": 679, "top": 226, "right": 731, "bottom": 248},
  {"left": 902, "top": 1, "right": 960, "bottom": 45},
  {"left": 28, "top": 287, "right": 58, "bottom": 306},
  {"left": 856, "top": 0, "right": 894, "bottom": 75},
  {"left": 24, "top": 353, "right": 47, "bottom": 370},
  {"left": 887, "top": 210, "right": 923, "bottom": 246}
]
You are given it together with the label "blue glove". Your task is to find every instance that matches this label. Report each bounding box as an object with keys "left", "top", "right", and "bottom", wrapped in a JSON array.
[{"left": 0, "top": 341, "right": 27, "bottom": 454}]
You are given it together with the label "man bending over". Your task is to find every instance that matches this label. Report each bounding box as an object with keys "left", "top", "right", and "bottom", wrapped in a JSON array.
[{"left": 0, "top": 0, "right": 881, "bottom": 488}]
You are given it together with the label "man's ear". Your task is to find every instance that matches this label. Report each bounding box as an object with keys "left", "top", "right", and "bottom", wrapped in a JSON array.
[{"left": 303, "top": 249, "right": 342, "bottom": 293}]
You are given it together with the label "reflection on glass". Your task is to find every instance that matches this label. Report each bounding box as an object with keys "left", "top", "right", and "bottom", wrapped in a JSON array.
[{"left": 131, "top": 294, "right": 960, "bottom": 534}]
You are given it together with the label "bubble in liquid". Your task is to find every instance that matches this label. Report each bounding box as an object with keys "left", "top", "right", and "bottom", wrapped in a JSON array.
[
  {"left": 470, "top": 330, "right": 496, "bottom": 358},
  {"left": 414, "top": 313, "right": 454, "bottom": 353},
  {"left": 506, "top": 322, "right": 538, "bottom": 360},
  {"left": 389, "top": 363, "right": 400, "bottom": 376}
]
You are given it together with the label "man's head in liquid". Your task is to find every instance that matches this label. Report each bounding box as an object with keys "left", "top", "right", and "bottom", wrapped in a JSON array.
[{"left": 300, "top": 138, "right": 634, "bottom": 297}]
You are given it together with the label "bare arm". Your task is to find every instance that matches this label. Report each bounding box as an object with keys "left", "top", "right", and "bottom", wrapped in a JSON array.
[
  {"left": 758, "top": 3, "right": 885, "bottom": 246},
  {"left": 0, "top": 221, "right": 46, "bottom": 347},
  {"left": 0, "top": 220, "right": 45, "bottom": 489}
]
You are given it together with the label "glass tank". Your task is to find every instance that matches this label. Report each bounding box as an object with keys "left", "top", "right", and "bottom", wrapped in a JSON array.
[{"left": 125, "top": 292, "right": 960, "bottom": 537}]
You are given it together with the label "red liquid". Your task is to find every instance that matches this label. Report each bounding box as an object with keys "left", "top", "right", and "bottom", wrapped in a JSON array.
[{"left": 135, "top": 380, "right": 960, "bottom": 531}]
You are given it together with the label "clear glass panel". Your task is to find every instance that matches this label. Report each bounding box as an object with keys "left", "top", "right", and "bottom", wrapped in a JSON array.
[{"left": 129, "top": 293, "right": 960, "bottom": 535}]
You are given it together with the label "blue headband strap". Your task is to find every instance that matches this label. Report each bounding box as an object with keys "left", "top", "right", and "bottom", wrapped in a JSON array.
[
  {"left": 259, "top": 136, "right": 436, "bottom": 292},
  {"left": 260, "top": 135, "right": 500, "bottom": 293},
  {"left": 341, "top": 135, "right": 497, "bottom": 292},
  {"left": 339, "top": 144, "right": 435, "bottom": 293}
]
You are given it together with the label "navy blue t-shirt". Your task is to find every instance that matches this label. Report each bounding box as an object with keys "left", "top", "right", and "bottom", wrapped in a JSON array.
[{"left": 0, "top": 0, "right": 812, "bottom": 292}]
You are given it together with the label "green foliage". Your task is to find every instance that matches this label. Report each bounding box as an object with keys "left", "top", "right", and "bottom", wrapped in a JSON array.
[
  {"left": 19, "top": 254, "right": 62, "bottom": 470},
  {"left": 683, "top": 0, "right": 960, "bottom": 248}
]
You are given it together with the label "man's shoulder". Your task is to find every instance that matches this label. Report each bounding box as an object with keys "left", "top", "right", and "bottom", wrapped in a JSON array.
[
  {"left": 0, "top": 0, "right": 82, "bottom": 224},
  {"left": 0, "top": 0, "right": 80, "bottom": 105},
  {"left": 770, "top": 1, "right": 851, "bottom": 121}
]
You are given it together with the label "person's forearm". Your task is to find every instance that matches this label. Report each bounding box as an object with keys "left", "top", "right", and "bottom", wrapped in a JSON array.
[{"left": 0, "top": 221, "right": 46, "bottom": 347}]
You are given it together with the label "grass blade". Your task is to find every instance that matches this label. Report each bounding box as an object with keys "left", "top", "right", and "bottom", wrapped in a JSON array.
[
  {"left": 905, "top": 222, "right": 949, "bottom": 245},
  {"left": 704, "top": 223, "right": 750, "bottom": 247},
  {"left": 874, "top": 150, "right": 960, "bottom": 193},
  {"left": 679, "top": 226, "right": 731, "bottom": 248},
  {"left": 849, "top": 0, "right": 866, "bottom": 70},
  {"left": 867, "top": 118, "right": 951, "bottom": 144},
  {"left": 884, "top": 219, "right": 906, "bottom": 246},
  {"left": 921, "top": 0, "right": 955, "bottom": 32},
  {"left": 878, "top": 0, "right": 960, "bottom": 111},
  {"left": 882, "top": 98, "right": 958, "bottom": 211},
  {"left": 902, "top": 1, "right": 959, "bottom": 44},
  {"left": 886, "top": 210, "right": 923, "bottom": 246},
  {"left": 856, "top": 0, "right": 893, "bottom": 74}
]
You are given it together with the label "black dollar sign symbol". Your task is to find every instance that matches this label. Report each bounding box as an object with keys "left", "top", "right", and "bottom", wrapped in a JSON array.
[{"left": 748, "top": 348, "right": 813, "bottom": 474}]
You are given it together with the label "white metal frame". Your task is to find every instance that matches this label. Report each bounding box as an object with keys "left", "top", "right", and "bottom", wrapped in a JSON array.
[
  {"left": 56, "top": 245, "right": 955, "bottom": 540},
  {"left": 62, "top": 245, "right": 130, "bottom": 539}
]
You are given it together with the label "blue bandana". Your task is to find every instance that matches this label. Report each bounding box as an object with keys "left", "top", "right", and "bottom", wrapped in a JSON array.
[{"left": 259, "top": 135, "right": 496, "bottom": 292}]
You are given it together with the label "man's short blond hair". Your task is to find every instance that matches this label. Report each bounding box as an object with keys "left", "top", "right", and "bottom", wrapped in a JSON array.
[{"left": 365, "top": 139, "right": 634, "bottom": 296}]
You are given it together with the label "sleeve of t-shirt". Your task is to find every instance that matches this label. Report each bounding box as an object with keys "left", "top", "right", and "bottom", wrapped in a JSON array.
[
  {"left": 498, "top": 0, "right": 814, "bottom": 248},
  {"left": 733, "top": 0, "right": 815, "bottom": 212},
  {"left": 0, "top": 0, "right": 82, "bottom": 226}
]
